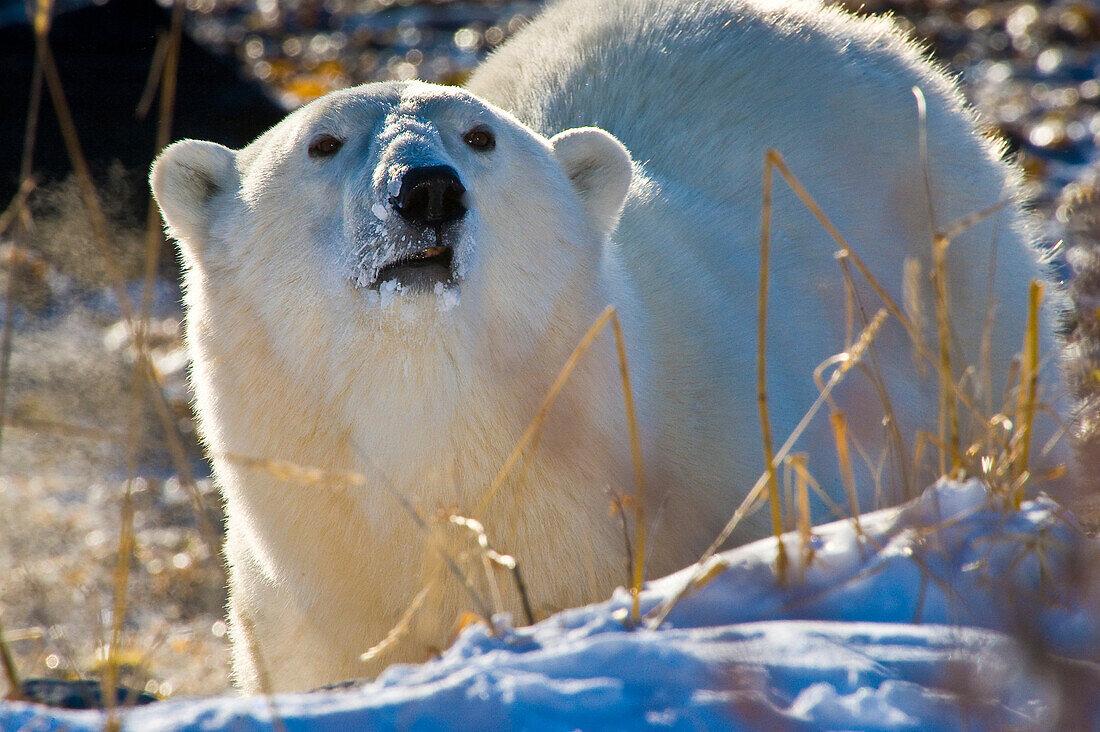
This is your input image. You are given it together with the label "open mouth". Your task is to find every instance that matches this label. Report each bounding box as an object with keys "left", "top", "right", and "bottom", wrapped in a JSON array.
[{"left": 373, "top": 245, "right": 455, "bottom": 290}]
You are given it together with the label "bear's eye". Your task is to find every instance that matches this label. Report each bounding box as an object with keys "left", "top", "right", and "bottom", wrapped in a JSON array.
[
  {"left": 463, "top": 126, "right": 495, "bottom": 152},
  {"left": 308, "top": 134, "right": 344, "bottom": 159}
]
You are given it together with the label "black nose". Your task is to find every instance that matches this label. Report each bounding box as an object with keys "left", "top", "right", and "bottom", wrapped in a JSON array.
[{"left": 391, "top": 165, "right": 466, "bottom": 227}]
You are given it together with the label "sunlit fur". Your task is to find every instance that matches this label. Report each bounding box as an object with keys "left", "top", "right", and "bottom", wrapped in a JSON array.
[{"left": 152, "top": 0, "right": 1062, "bottom": 693}]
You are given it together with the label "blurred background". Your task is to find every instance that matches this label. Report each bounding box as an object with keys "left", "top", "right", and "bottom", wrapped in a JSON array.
[{"left": 1, "top": 0, "right": 1099, "bottom": 699}]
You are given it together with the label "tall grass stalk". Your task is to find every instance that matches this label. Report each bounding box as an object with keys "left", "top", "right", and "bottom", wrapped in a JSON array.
[
  {"left": 829, "top": 413, "right": 863, "bottom": 535},
  {"left": 31, "top": 10, "right": 219, "bottom": 560},
  {"left": 1, "top": 414, "right": 166, "bottom": 449},
  {"left": 789, "top": 454, "right": 814, "bottom": 567},
  {"left": 771, "top": 148, "right": 1023, "bottom": 488},
  {"left": 757, "top": 147, "right": 788, "bottom": 583},
  {"left": 1013, "top": 279, "right": 1044, "bottom": 507},
  {"left": 931, "top": 234, "right": 962, "bottom": 475},
  {"left": 449, "top": 513, "right": 534, "bottom": 624},
  {"left": 0, "top": 1, "right": 46, "bottom": 467},
  {"left": 609, "top": 312, "right": 648, "bottom": 625},
  {"left": 132, "top": 0, "right": 185, "bottom": 465}
]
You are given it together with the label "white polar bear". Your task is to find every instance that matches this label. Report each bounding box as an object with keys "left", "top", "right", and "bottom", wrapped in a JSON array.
[{"left": 151, "top": 0, "right": 1064, "bottom": 692}]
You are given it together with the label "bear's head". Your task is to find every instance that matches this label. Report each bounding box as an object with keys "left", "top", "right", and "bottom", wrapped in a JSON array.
[{"left": 151, "top": 82, "right": 633, "bottom": 363}]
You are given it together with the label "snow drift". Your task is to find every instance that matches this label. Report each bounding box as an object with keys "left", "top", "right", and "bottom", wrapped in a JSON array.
[{"left": 2, "top": 479, "right": 1097, "bottom": 730}]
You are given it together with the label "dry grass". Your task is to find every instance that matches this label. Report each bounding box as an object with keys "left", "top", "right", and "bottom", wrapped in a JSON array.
[
  {"left": 648, "top": 134, "right": 1068, "bottom": 626},
  {"left": 1, "top": 0, "right": 226, "bottom": 704},
  {"left": 755, "top": 151, "right": 788, "bottom": 583}
]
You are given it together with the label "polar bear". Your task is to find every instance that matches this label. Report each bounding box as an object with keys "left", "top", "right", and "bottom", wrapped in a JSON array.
[{"left": 151, "top": 0, "right": 1063, "bottom": 692}]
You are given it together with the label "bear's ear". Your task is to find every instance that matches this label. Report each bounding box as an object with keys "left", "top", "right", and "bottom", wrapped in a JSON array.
[
  {"left": 150, "top": 140, "right": 238, "bottom": 252},
  {"left": 550, "top": 127, "right": 632, "bottom": 240}
]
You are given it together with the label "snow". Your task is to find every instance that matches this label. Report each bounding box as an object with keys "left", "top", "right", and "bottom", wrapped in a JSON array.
[
  {"left": 377, "top": 277, "right": 404, "bottom": 309},
  {"left": 3, "top": 479, "right": 1097, "bottom": 730},
  {"left": 437, "top": 286, "right": 460, "bottom": 312},
  {"left": 386, "top": 167, "right": 405, "bottom": 199}
]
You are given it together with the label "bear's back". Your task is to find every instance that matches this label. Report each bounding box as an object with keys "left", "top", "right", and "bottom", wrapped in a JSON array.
[
  {"left": 469, "top": 0, "right": 1059, "bottom": 517},
  {"left": 470, "top": 0, "right": 968, "bottom": 201}
]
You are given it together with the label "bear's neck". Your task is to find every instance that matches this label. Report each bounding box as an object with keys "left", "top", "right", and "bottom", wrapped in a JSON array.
[
  {"left": 340, "top": 276, "right": 626, "bottom": 511},
  {"left": 193, "top": 264, "right": 629, "bottom": 527}
]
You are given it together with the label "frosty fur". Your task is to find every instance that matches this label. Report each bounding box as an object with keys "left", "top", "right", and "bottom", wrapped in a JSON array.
[{"left": 151, "top": 0, "right": 1063, "bottom": 692}]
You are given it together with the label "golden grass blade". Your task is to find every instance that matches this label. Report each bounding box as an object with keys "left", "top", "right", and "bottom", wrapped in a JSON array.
[
  {"left": 135, "top": 31, "right": 169, "bottom": 122},
  {"left": 138, "top": 0, "right": 186, "bottom": 338},
  {"left": 770, "top": 150, "right": 992, "bottom": 474},
  {"left": 931, "top": 234, "right": 961, "bottom": 475},
  {"left": 829, "top": 412, "right": 862, "bottom": 535},
  {"left": 18, "top": 53, "right": 44, "bottom": 190},
  {"left": 684, "top": 557, "right": 730, "bottom": 595},
  {"left": 139, "top": 361, "right": 220, "bottom": 559},
  {"left": 32, "top": 0, "right": 52, "bottom": 35},
  {"left": 155, "top": 0, "right": 185, "bottom": 153},
  {"left": 360, "top": 586, "right": 431, "bottom": 664},
  {"left": 475, "top": 301, "right": 648, "bottom": 620},
  {"left": 781, "top": 457, "right": 793, "bottom": 532},
  {"left": 226, "top": 452, "right": 368, "bottom": 488},
  {"left": 766, "top": 151, "right": 915, "bottom": 341},
  {"left": 0, "top": 248, "right": 25, "bottom": 468},
  {"left": 0, "top": 617, "right": 24, "bottom": 702},
  {"left": 474, "top": 301, "right": 650, "bottom": 624},
  {"left": 609, "top": 490, "right": 635, "bottom": 592},
  {"left": 506, "top": 561, "right": 536, "bottom": 627},
  {"left": 842, "top": 254, "right": 855, "bottom": 350},
  {"left": 126, "top": 0, "right": 187, "bottom": 546},
  {"left": 789, "top": 453, "right": 814, "bottom": 567},
  {"left": 449, "top": 514, "right": 505, "bottom": 617},
  {"left": 936, "top": 199, "right": 1015, "bottom": 419},
  {"left": 448, "top": 513, "right": 535, "bottom": 625},
  {"left": 903, "top": 257, "right": 926, "bottom": 376},
  {"left": 912, "top": 86, "right": 938, "bottom": 234},
  {"left": 939, "top": 199, "right": 1011, "bottom": 242},
  {"left": 1013, "top": 280, "right": 1044, "bottom": 507},
  {"left": 608, "top": 310, "right": 648, "bottom": 625},
  {"left": 0, "top": 180, "right": 36, "bottom": 240},
  {"left": 758, "top": 149, "right": 788, "bottom": 584}
]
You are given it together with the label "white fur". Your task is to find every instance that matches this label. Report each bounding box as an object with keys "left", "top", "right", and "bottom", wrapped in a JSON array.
[{"left": 151, "top": 0, "right": 1064, "bottom": 693}]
